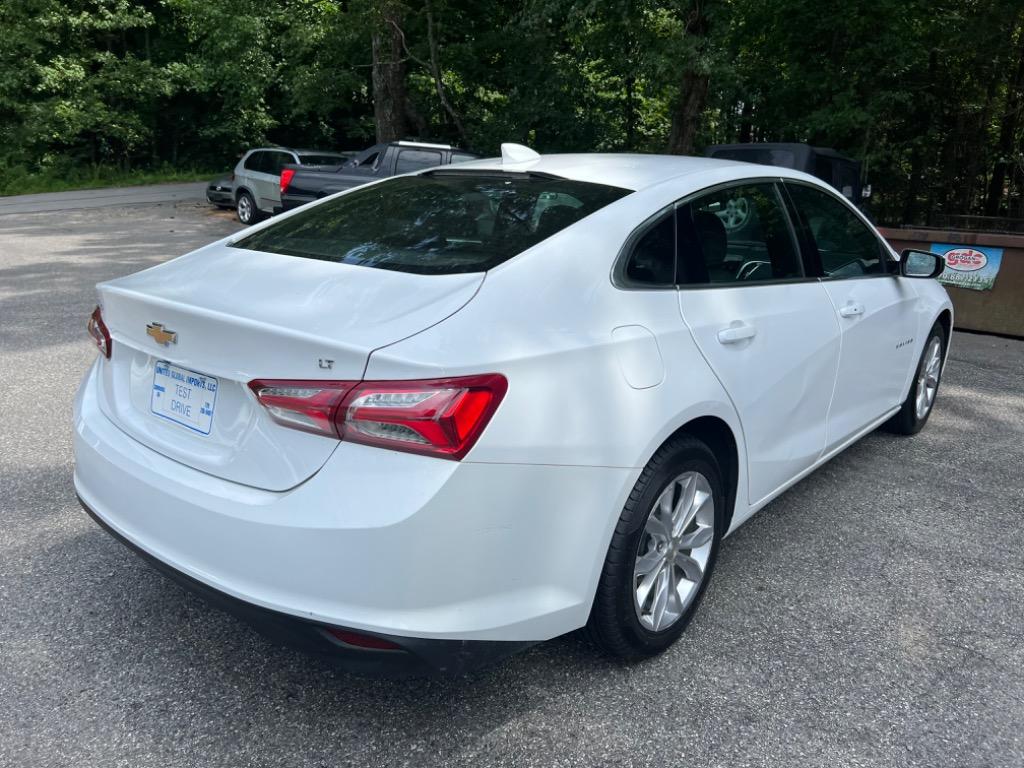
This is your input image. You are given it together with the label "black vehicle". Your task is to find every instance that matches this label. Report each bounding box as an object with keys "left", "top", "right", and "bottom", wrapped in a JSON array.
[
  {"left": 278, "top": 141, "right": 478, "bottom": 213},
  {"left": 704, "top": 143, "right": 866, "bottom": 206},
  {"left": 205, "top": 176, "right": 234, "bottom": 209}
]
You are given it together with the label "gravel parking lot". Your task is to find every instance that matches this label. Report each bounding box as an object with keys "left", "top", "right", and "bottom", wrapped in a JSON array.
[{"left": 2, "top": 195, "right": 1023, "bottom": 768}]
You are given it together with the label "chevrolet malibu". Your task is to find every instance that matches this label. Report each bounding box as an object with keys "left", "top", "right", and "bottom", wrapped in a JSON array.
[{"left": 74, "top": 145, "right": 952, "bottom": 676}]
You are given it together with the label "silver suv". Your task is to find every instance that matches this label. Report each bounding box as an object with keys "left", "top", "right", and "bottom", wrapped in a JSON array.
[{"left": 233, "top": 147, "right": 347, "bottom": 224}]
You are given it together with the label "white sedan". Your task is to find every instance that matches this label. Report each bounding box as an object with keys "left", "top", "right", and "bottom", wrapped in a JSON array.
[{"left": 74, "top": 146, "right": 952, "bottom": 675}]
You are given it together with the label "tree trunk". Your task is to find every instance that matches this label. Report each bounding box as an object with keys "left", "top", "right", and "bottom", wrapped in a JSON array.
[
  {"left": 371, "top": 3, "right": 409, "bottom": 143},
  {"left": 666, "top": 4, "right": 710, "bottom": 155},
  {"left": 667, "top": 69, "right": 709, "bottom": 155},
  {"left": 423, "top": 0, "right": 467, "bottom": 144},
  {"left": 984, "top": 28, "right": 1024, "bottom": 216},
  {"left": 738, "top": 100, "right": 753, "bottom": 143},
  {"left": 624, "top": 75, "right": 637, "bottom": 150}
]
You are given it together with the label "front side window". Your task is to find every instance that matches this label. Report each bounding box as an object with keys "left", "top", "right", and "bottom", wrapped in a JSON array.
[
  {"left": 396, "top": 149, "right": 444, "bottom": 174},
  {"left": 786, "top": 183, "right": 884, "bottom": 277},
  {"left": 678, "top": 183, "right": 803, "bottom": 285},
  {"left": 232, "top": 173, "right": 630, "bottom": 275}
]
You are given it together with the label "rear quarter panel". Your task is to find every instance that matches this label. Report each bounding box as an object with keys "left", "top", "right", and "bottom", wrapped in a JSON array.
[{"left": 363, "top": 188, "right": 750, "bottom": 528}]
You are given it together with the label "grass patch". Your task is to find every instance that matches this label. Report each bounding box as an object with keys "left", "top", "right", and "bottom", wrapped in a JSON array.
[{"left": 0, "top": 164, "right": 220, "bottom": 197}]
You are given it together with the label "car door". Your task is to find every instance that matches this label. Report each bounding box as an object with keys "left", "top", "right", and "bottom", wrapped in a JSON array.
[
  {"left": 675, "top": 181, "right": 842, "bottom": 505},
  {"left": 255, "top": 151, "right": 294, "bottom": 211},
  {"left": 240, "top": 150, "right": 267, "bottom": 201},
  {"left": 783, "top": 182, "right": 919, "bottom": 449}
]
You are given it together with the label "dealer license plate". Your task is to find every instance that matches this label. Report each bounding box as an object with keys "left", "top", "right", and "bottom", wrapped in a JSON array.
[{"left": 150, "top": 361, "right": 219, "bottom": 435}]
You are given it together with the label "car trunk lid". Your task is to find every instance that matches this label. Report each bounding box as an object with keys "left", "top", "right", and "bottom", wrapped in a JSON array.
[{"left": 93, "top": 242, "right": 482, "bottom": 491}]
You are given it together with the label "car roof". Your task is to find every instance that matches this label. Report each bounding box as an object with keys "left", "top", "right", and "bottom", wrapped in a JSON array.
[
  {"left": 246, "top": 147, "right": 344, "bottom": 155},
  {"left": 445, "top": 152, "right": 805, "bottom": 192}
]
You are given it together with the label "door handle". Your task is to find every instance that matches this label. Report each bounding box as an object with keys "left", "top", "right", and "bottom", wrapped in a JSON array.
[
  {"left": 717, "top": 322, "right": 757, "bottom": 344},
  {"left": 839, "top": 302, "right": 865, "bottom": 318}
]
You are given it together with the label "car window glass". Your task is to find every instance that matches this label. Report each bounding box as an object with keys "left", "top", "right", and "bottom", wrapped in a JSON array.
[
  {"left": 243, "top": 151, "right": 264, "bottom": 172},
  {"left": 451, "top": 152, "right": 476, "bottom": 163},
  {"left": 396, "top": 149, "right": 444, "bottom": 174},
  {"left": 786, "top": 183, "right": 883, "bottom": 277},
  {"left": 298, "top": 154, "right": 344, "bottom": 165},
  {"left": 265, "top": 152, "right": 291, "bottom": 176},
  {"left": 353, "top": 151, "right": 380, "bottom": 170},
  {"left": 679, "top": 183, "right": 802, "bottom": 284},
  {"left": 232, "top": 174, "right": 630, "bottom": 275},
  {"left": 623, "top": 211, "right": 675, "bottom": 286}
]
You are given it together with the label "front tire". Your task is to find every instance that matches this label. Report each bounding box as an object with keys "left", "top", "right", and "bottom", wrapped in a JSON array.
[
  {"left": 588, "top": 435, "right": 725, "bottom": 660},
  {"left": 886, "top": 324, "right": 946, "bottom": 435}
]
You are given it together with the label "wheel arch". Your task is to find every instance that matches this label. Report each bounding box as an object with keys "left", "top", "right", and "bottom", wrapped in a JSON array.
[
  {"left": 659, "top": 415, "right": 741, "bottom": 534},
  {"left": 936, "top": 308, "right": 952, "bottom": 345},
  {"left": 235, "top": 185, "right": 255, "bottom": 202}
]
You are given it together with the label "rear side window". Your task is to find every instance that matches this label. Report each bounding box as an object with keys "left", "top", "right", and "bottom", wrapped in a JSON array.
[
  {"left": 265, "top": 152, "right": 293, "bottom": 175},
  {"left": 786, "top": 183, "right": 884, "bottom": 277},
  {"left": 243, "top": 151, "right": 265, "bottom": 172},
  {"left": 396, "top": 149, "right": 444, "bottom": 173},
  {"left": 232, "top": 174, "right": 631, "bottom": 274},
  {"left": 679, "top": 183, "right": 803, "bottom": 285},
  {"left": 623, "top": 211, "right": 675, "bottom": 286}
]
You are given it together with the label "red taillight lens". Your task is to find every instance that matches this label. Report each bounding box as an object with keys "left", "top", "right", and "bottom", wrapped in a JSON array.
[
  {"left": 248, "top": 374, "right": 507, "bottom": 460},
  {"left": 341, "top": 375, "right": 507, "bottom": 460},
  {"left": 248, "top": 380, "right": 357, "bottom": 437},
  {"left": 324, "top": 628, "right": 402, "bottom": 651},
  {"left": 87, "top": 305, "right": 111, "bottom": 359},
  {"left": 279, "top": 168, "right": 295, "bottom": 194}
]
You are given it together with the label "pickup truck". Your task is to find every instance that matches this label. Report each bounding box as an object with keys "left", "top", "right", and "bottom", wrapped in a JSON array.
[{"left": 278, "top": 140, "right": 478, "bottom": 213}]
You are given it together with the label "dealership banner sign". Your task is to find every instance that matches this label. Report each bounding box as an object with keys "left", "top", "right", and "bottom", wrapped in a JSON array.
[{"left": 930, "top": 243, "right": 1004, "bottom": 291}]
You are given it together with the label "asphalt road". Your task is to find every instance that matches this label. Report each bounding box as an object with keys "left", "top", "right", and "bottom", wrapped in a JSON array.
[
  {"left": 2, "top": 199, "right": 1023, "bottom": 768},
  {"left": 0, "top": 182, "right": 207, "bottom": 215}
]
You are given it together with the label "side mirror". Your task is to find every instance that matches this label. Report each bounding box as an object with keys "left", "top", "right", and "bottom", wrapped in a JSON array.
[{"left": 900, "top": 249, "right": 944, "bottom": 279}]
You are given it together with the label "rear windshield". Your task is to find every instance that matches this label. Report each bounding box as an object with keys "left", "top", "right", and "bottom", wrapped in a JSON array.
[
  {"left": 298, "top": 154, "right": 346, "bottom": 165},
  {"left": 231, "top": 173, "right": 631, "bottom": 275}
]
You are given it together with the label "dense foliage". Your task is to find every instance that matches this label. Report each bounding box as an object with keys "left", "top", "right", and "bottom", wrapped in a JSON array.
[{"left": 1, "top": 0, "right": 1022, "bottom": 224}]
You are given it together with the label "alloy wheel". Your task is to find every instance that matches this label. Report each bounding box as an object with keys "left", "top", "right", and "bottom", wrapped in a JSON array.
[
  {"left": 238, "top": 195, "right": 253, "bottom": 224},
  {"left": 915, "top": 336, "right": 942, "bottom": 420},
  {"left": 633, "top": 471, "right": 715, "bottom": 632}
]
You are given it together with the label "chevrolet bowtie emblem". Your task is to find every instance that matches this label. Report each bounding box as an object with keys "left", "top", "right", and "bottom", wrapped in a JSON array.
[{"left": 146, "top": 322, "right": 178, "bottom": 346}]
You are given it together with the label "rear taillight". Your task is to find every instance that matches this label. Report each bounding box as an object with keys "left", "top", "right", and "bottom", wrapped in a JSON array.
[
  {"left": 280, "top": 168, "right": 295, "bottom": 195},
  {"left": 248, "top": 380, "right": 356, "bottom": 437},
  {"left": 87, "top": 305, "right": 111, "bottom": 359},
  {"left": 248, "top": 374, "right": 507, "bottom": 460}
]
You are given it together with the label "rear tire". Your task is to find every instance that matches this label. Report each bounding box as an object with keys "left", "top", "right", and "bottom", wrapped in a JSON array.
[
  {"left": 236, "top": 190, "right": 262, "bottom": 225},
  {"left": 885, "top": 323, "right": 946, "bottom": 435},
  {"left": 587, "top": 435, "right": 725, "bottom": 660}
]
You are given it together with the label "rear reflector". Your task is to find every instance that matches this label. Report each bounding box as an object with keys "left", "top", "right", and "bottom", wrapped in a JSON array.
[
  {"left": 279, "top": 168, "right": 295, "bottom": 195},
  {"left": 87, "top": 305, "right": 112, "bottom": 359},
  {"left": 324, "top": 628, "right": 402, "bottom": 651},
  {"left": 248, "top": 374, "right": 507, "bottom": 460}
]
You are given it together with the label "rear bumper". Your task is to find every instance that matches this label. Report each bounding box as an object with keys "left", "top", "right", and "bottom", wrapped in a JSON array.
[
  {"left": 73, "top": 360, "right": 632, "bottom": 662},
  {"left": 78, "top": 495, "right": 529, "bottom": 677},
  {"left": 279, "top": 195, "right": 313, "bottom": 212}
]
